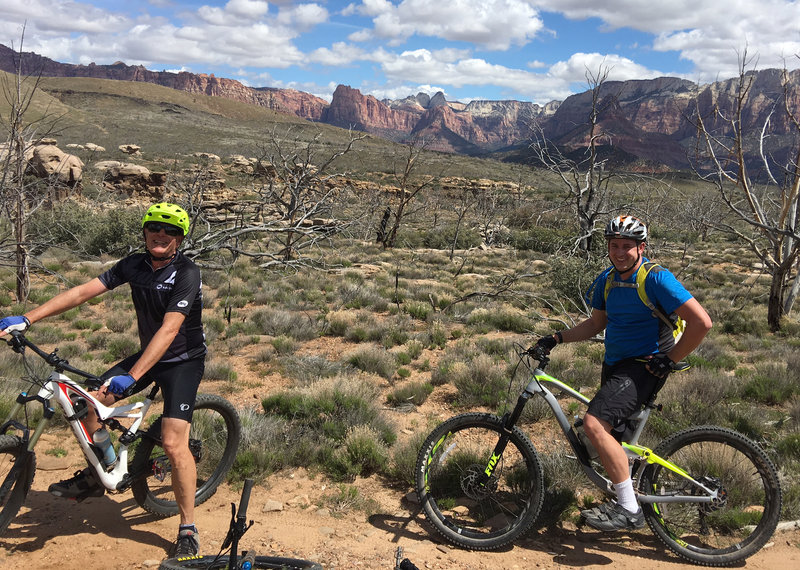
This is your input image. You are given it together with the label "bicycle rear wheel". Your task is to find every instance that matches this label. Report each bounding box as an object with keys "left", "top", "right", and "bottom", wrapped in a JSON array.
[
  {"left": 131, "top": 394, "right": 241, "bottom": 517},
  {"left": 0, "top": 434, "right": 36, "bottom": 534},
  {"left": 639, "top": 425, "right": 781, "bottom": 567},
  {"left": 158, "top": 554, "right": 323, "bottom": 569},
  {"left": 415, "top": 412, "right": 544, "bottom": 550}
]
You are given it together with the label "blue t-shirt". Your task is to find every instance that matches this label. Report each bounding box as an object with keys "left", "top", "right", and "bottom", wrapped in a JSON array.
[{"left": 591, "top": 262, "right": 692, "bottom": 365}]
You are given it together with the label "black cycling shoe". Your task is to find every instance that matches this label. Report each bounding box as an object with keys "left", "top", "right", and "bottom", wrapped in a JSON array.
[
  {"left": 171, "top": 526, "right": 200, "bottom": 557},
  {"left": 48, "top": 468, "right": 104, "bottom": 501}
]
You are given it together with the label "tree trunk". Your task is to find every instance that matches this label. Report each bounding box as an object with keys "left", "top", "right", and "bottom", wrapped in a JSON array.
[{"left": 767, "top": 271, "right": 786, "bottom": 332}]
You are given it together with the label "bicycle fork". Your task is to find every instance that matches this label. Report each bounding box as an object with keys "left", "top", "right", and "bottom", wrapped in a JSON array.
[{"left": 478, "top": 390, "right": 533, "bottom": 485}]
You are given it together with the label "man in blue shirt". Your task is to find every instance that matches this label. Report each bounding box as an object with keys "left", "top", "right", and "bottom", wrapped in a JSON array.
[{"left": 537, "top": 215, "right": 712, "bottom": 532}]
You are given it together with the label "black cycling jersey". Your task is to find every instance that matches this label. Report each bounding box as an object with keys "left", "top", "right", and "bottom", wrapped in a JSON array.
[{"left": 98, "top": 251, "right": 206, "bottom": 362}]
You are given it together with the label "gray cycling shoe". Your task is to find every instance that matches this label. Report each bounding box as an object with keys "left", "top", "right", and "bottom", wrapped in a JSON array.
[
  {"left": 582, "top": 500, "right": 645, "bottom": 532},
  {"left": 171, "top": 526, "right": 200, "bottom": 557}
]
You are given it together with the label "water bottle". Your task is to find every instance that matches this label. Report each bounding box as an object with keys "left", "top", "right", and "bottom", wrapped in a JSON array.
[{"left": 93, "top": 428, "right": 117, "bottom": 468}]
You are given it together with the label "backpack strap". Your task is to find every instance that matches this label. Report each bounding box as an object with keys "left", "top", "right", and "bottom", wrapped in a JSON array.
[{"left": 605, "top": 262, "right": 679, "bottom": 331}]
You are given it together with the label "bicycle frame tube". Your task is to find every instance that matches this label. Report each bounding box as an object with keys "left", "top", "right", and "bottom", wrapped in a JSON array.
[
  {"left": 43, "top": 371, "right": 153, "bottom": 491},
  {"left": 526, "top": 369, "right": 616, "bottom": 494},
  {"left": 623, "top": 442, "right": 718, "bottom": 504}
]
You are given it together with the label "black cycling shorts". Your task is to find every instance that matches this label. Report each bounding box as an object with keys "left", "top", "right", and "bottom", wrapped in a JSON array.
[
  {"left": 586, "top": 358, "right": 661, "bottom": 428},
  {"left": 101, "top": 354, "right": 204, "bottom": 422}
]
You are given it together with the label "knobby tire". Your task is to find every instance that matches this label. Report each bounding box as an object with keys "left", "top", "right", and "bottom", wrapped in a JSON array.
[
  {"left": 158, "top": 554, "right": 323, "bottom": 569},
  {"left": 131, "top": 394, "right": 241, "bottom": 517},
  {"left": 639, "top": 425, "right": 781, "bottom": 567},
  {"left": 415, "top": 413, "right": 544, "bottom": 550},
  {"left": 0, "top": 434, "right": 36, "bottom": 534}
]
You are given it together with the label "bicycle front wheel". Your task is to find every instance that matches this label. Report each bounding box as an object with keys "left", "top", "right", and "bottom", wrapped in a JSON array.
[
  {"left": 639, "top": 425, "right": 782, "bottom": 567},
  {"left": 415, "top": 413, "right": 544, "bottom": 550},
  {"left": 131, "top": 394, "right": 241, "bottom": 517},
  {"left": 0, "top": 434, "right": 36, "bottom": 534},
  {"left": 158, "top": 554, "right": 323, "bottom": 569}
]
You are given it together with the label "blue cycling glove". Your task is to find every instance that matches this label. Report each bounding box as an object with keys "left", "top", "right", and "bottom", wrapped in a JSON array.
[
  {"left": 107, "top": 374, "right": 136, "bottom": 395},
  {"left": 0, "top": 315, "right": 30, "bottom": 333}
]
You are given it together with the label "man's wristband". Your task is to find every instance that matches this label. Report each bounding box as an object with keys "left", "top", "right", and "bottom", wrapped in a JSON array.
[{"left": 555, "top": 331, "right": 563, "bottom": 344}]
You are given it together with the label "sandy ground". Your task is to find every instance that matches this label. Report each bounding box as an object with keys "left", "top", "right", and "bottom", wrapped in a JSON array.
[{"left": 1, "top": 439, "right": 798, "bottom": 570}]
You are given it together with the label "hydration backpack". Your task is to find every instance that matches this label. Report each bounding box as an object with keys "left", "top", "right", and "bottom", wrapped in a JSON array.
[{"left": 602, "top": 261, "right": 686, "bottom": 340}]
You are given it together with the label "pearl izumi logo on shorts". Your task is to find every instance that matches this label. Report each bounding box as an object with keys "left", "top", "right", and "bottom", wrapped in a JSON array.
[{"left": 180, "top": 403, "right": 190, "bottom": 411}]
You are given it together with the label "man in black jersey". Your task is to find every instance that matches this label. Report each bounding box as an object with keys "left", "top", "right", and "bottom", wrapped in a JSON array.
[{"left": 0, "top": 202, "right": 206, "bottom": 556}]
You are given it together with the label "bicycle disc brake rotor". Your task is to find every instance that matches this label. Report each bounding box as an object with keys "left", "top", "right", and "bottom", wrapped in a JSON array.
[
  {"left": 152, "top": 457, "right": 171, "bottom": 482},
  {"left": 461, "top": 464, "right": 498, "bottom": 500},
  {"left": 189, "top": 438, "right": 202, "bottom": 462},
  {"left": 697, "top": 476, "right": 727, "bottom": 513}
]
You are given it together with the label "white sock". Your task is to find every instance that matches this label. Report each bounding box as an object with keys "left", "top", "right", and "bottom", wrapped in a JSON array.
[{"left": 613, "top": 478, "right": 639, "bottom": 513}]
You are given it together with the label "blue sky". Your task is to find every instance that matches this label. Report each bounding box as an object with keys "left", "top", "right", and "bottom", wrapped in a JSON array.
[{"left": 2, "top": 1, "right": 799, "bottom": 104}]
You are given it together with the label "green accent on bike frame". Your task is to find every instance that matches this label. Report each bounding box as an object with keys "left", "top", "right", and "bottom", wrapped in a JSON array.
[
  {"left": 484, "top": 452, "right": 501, "bottom": 477},
  {"left": 622, "top": 442, "right": 693, "bottom": 480},
  {"left": 535, "top": 373, "right": 591, "bottom": 404},
  {"left": 424, "top": 432, "right": 451, "bottom": 490}
]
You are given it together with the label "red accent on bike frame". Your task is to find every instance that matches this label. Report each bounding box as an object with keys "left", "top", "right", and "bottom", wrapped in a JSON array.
[{"left": 58, "top": 382, "right": 93, "bottom": 441}]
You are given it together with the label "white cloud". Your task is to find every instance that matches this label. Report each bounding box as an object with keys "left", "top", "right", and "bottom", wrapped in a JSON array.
[
  {"left": 533, "top": 0, "right": 800, "bottom": 80},
  {"left": 353, "top": 0, "right": 545, "bottom": 50},
  {"left": 309, "top": 42, "right": 367, "bottom": 66}
]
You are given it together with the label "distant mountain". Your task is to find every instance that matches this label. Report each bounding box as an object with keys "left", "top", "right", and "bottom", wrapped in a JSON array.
[{"left": 3, "top": 43, "right": 799, "bottom": 169}]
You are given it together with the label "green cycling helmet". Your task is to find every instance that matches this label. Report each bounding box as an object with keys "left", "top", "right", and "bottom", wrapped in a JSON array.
[{"left": 141, "top": 202, "right": 189, "bottom": 236}]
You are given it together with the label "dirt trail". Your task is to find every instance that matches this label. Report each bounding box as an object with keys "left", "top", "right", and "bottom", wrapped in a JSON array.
[{"left": 2, "top": 447, "right": 798, "bottom": 570}]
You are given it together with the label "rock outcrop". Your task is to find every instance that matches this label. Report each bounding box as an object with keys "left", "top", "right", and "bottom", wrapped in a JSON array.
[
  {"left": 25, "top": 141, "right": 83, "bottom": 187},
  {"left": 4, "top": 43, "right": 800, "bottom": 169}
]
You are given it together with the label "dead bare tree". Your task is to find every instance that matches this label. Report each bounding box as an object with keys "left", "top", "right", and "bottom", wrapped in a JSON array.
[
  {"left": 0, "top": 31, "right": 65, "bottom": 302},
  {"left": 528, "top": 67, "right": 619, "bottom": 253},
  {"left": 379, "top": 137, "right": 438, "bottom": 249},
  {"left": 180, "top": 127, "right": 367, "bottom": 269},
  {"left": 690, "top": 52, "right": 800, "bottom": 331}
]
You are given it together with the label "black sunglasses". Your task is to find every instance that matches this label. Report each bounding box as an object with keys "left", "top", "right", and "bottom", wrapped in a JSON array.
[{"left": 144, "top": 222, "right": 183, "bottom": 237}]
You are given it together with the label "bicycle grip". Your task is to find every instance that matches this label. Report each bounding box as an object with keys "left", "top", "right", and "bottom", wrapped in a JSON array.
[
  {"left": 238, "top": 478, "right": 254, "bottom": 519},
  {"left": 399, "top": 559, "right": 420, "bottom": 570}
]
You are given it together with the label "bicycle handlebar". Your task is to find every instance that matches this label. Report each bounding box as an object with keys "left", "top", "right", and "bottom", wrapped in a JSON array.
[{"left": 6, "top": 330, "right": 103, "bottom": 386}]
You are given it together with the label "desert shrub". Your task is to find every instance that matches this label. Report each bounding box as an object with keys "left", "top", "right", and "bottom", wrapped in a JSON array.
[
  {"left": 386, "top": 429, "right": 429, "bottom": 486},
  {"left": 249, "top": 308, "right": 318, "bottom": 340},
  {"left": 105, "top": 313, "right": 132, "bottom": 333},
  {"left": 549, "top": 256, "right": 606, "bottom": 311},
  {"left": 326, "top": 426, "right": 390, "bottom": 481},
  {"left": 28, "top": 203, "right": 141, "bottom": 255},
  {"left": 509, "top": 226, "right": 570, "bottom": 253},
  {"left": 436, "top": 352, "right": 509, "bottom": 408},
  {"left": 105, "top": 334, "right": 139, "bottom": 360},
  {"left": 777, "top": 434, "right": 800, "bottom": 461},
  {"left": 345, "top": 346, "right": 396, "bottom": 379},
  {"left": 261, "top": 375, "right": 396, "bottom": 479},
  {"left": 280, "top": 355, "right": 346, "bottom": 386},
  {"left": 645, "top": 368, "right": 739, "bottom": 439},
  {"left": 270, "top": 335, "right": 298, "bottom": 355},
  {"left": 740, "top": 360, "right": 800, "bottom": 405},
  {"left": 229, "top": 407, "right": 288, "bottom": 483},
  {"left": 204, "top": 358, "right": 238, "bottom": 382},
  {"left": 421, "top": 224, "right": 482, "bottom": 250},
  {"left": 321, "top": 484, "right": 379, "bottom": 516},
  {"left": 386, "top": 381, "right": 434, "bottom": 407},
  {"left": 466, "top": 306, "right": 533, "bottom": 334},
  {"left": 719, "top": 308, "right": 769, "bottom": 336},
  {"left": 534, "top": 450, "right": 582, "bottom": 528}
]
